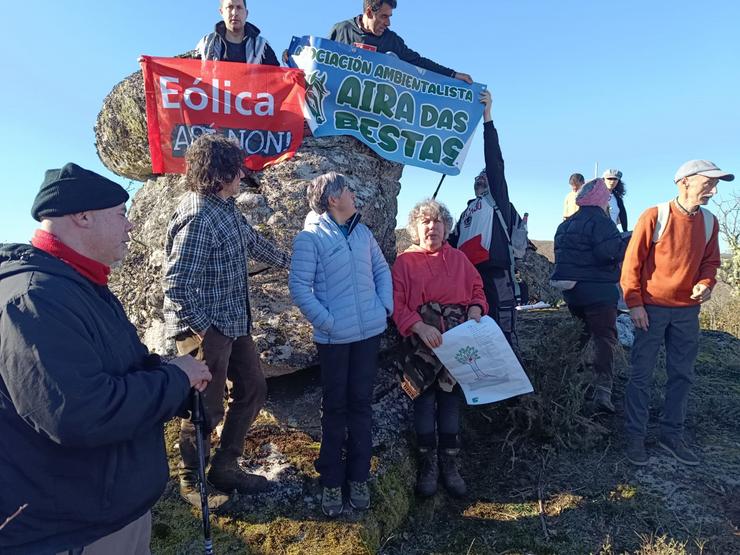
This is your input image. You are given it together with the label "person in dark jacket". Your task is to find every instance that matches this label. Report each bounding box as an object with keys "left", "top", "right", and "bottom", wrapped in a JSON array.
[
  {"left": 0, "top": 164, "right": 211, "bottom": 555},
  {"left": 197, "top": 0, "right": 279, "bottom": 65},
  {"left": 602, "top": 168, "right": 629, "bottom": 232},
  {"left": 449, "top": 90, "right": 520, "bottom": 351},
  {"left": 551, "top": 178, "right": 629, "bottom": 412},
  {"left": 329, "top": 0, "right": 472, "bottom": 83}
]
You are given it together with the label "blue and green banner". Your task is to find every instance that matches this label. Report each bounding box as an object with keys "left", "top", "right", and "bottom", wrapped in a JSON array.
[{"left": 288, "top": 36, "right": 485, "bottom": 175}]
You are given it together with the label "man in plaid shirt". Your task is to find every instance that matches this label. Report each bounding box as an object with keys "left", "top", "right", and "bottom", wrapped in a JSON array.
[{"left": 164, "top": 134, "right": 290, "bottom": 506}]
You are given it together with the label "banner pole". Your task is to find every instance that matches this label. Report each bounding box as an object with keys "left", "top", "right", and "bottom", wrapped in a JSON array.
[{"left": 432, "top": 174, "right": 446, "bottom": 199}]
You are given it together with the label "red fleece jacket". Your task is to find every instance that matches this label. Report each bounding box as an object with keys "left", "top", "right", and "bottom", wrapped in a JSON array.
[{"left": 391, "top": 242, "right": 488, "bottom": 337}]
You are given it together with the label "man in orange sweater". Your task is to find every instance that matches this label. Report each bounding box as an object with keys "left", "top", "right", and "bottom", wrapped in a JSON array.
[{"left": 621, "top": 160, "right": 733, "bottom": 466}]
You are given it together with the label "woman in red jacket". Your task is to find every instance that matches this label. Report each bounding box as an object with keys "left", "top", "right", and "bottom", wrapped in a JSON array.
[{"left": 392, "top": 199, "right": 487, "bottom": 498}]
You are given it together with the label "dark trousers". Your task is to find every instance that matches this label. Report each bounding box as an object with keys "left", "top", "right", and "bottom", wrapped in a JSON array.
[
  {"left": 624, "top": 305, "right": 700, "bottom": 441},
  {"left": 413, "top": 385, "right": 463, "bottom": 449},
  {"left": 478, "top": 266, "right": 519, "bottom": 352},
  {"left": 177, "top": 327, "right": 267, "bottom": 474},
  {"left": 569, "top": 303, "right": 618, "bottom": 393},
  {"left": 316, "top": 334, "right": 381, "bottom": 487}
]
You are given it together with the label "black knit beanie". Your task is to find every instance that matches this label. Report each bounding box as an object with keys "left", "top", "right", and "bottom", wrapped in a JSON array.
[{"left": 31, "top": 163, "right": 130, "bottom": 222}]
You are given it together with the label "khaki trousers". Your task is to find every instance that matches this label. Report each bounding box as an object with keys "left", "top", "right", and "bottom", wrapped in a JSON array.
[{"left": 55, "top": 511, "right": 151, "bottom": 555}]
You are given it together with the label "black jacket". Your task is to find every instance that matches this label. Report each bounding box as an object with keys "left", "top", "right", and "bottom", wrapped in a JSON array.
[
  {"left": 614, "top": 193, "right": 628, "bottom": 232},
  {"left": 0, "top": 244, "right": 190, "bottom": 554},
  {"left": 449, "top": 121, "right": 514, "bottom": 270},
  {"left": 551, "top": 206, "right": 628, "bottom": 284},
  {"left": 329, "top": 17, "right": 455, "bottom": 77}
]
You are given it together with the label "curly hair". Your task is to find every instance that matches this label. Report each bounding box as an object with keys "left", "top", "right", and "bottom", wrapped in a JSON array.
[
  {"left": 365, "top": 0, "right": 396, "bottom": 12},
  {"left": 406, "top": 199, "right": 454, "bottom": 244},
  {"left": 612, "top": 180, "right": 626, "bottom": 199},
  {"left": 185, "top": 134, "right": 244, "bottom": 195},
  {"left": 306, "top": 172, "right": 346, "bottom": 214}
]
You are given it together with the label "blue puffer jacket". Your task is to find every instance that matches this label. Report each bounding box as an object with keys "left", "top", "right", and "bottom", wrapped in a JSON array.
[
  {"left": 289, "top": 212, "right": 393, "bottom": 344},
  {"left": 551, "top": 205, "right": 628, "bottom": 283}
]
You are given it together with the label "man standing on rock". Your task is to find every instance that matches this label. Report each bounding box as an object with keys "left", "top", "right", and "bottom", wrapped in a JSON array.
[
  {"left": 164, "top": 134, "right": 290, "bottom": 506},
  {"left": 197, "top": 0, "right": 279, "bottom": 65},
  {"left": 329, "top": 0, "right": 473, "bottom": 84},
  {"left": 0, "top": 163, "right": 211, "bottom": 554},
  {"left": 621, "top": 160, "right": 732, "bottom": 466}
]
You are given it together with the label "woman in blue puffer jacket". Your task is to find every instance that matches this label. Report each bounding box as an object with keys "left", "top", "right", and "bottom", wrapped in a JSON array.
[{"left": 289, "top": 172, "right": 393, "bottom": 518}]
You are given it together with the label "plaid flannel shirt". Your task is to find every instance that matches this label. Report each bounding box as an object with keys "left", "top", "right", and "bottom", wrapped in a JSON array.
[{"left": 163, "top": 192, "right": 290, "bottom": 339}]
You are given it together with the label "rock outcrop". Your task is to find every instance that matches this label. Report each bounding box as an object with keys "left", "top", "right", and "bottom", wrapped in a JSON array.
[
  {"left": 95, "top": 70, "right": 152, "bottom": 183},
  {"left": 99, "top": 67, "right": 403, "bottom": 377},
  {"left": 109, "top": 137, "right": 402, "bottom": 377}
]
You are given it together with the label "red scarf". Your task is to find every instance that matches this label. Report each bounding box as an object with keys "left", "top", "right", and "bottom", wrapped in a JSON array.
[{"left": 31, "top": 229, "right": 110, "bottom": 286}]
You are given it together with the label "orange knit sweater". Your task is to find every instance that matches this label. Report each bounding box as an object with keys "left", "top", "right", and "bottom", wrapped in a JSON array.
[{"left": 620, "top": 202, "right": 720, "bottom": 308}]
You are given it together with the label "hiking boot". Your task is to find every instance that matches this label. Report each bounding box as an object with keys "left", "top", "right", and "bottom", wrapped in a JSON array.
[
  {"left": 659, "top": 437, "right": 699, "bottom": 466},
  {"left": 415, "top": 447, "right": 439, "bottom": 498},
  {"left": 593, "top": 389, "right": 615, "bottom": 413},
  {"left": 321, "top": 486, "right": 344, "bottom": 518},
  {"left": 624, "top": 438, "right": 649, "bottom": 466},
  {"left": 348, "top": 480, "right": 371, "bottom": 511},
  {"left": 179, "top": 478, "right": 230, "bottom": 510},
  {"left": 207, "top": 459, "right": 269, "bottom": 494},
  {"left": 439, "top": 448, "right": 467, "bottom": 498}
]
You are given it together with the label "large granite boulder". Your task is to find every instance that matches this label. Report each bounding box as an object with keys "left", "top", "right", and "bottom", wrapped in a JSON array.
[
  {"left": 95, "top": 69, "right": 152, "bottom": 183},
  {"left": 99, "top": 64, "right": 403, "bottom": 376},
  {"left": 108, "top": 135, "right": 402, "bottom": 377}
]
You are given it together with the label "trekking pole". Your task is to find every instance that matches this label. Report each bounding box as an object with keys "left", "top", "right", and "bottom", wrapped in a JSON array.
[
  {"left": 192, "top": 390, "right": 215, "bottom": 555},
  {"left": 431, "top": 174, "right": 446, "bottom": 199}
]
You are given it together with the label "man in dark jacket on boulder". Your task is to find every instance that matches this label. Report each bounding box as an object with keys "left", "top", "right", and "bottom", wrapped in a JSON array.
[
  {"left": 330, "top": 0, "right": 473, "bottom": 83},
  {"left": 551, "top": 178, "right": 629, "bottom": 412},
  {"left": 0, "top": 164, "right": 211, "bottom": 554},
  {"left": 197, "top": 0, "right": 279, "bottom": 65}
]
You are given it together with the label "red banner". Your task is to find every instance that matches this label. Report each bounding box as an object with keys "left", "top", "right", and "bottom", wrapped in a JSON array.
[{"left": 140, "top": 56, "right": 305, "bottom": 173}]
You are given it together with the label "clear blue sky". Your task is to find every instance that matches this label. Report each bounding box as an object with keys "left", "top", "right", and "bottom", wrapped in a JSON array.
[{"left": 1, "top": 1, "right": 738, "bottom": 247}]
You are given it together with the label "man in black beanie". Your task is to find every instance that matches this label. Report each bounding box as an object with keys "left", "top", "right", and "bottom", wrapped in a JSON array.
[{"left": 0, "top": 163, "right": 212, "bottom": 554}]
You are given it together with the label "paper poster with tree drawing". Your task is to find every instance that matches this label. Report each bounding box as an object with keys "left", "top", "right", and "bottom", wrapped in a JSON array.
[{"left": 433, "top": 316, "right": 533, "bottom": 405}]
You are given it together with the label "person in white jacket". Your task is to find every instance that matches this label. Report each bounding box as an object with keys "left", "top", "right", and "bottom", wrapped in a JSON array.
[{"left": 288, "top": 172, "right": 392, "bottom": 517}]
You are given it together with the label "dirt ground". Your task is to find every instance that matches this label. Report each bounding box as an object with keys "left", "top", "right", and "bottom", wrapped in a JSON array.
[
  {"left": 378, "top": 326, "right": 740, "bottom": 555},
  {"left": 150, "top": 310, "right": 739, "bottom": 554}
]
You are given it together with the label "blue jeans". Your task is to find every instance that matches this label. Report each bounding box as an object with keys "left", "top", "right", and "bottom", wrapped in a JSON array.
[
  {"left": 315, "top": 335, "right": 381, "bottom": 487},
  {"left": 624, "top": 304, "right": 700, "bottom": 441}
]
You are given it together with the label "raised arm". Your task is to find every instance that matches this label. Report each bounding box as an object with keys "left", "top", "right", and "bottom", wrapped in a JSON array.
[{"left": 481, "top": 90, "right": 512, "bottom": 230}]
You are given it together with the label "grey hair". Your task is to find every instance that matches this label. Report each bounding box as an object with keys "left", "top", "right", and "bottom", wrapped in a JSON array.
[
  {"left": 406, "top": 199, "right": 454, "bottom": 244},
  {"left": 306, "top": 172, "right": 347, "bottom": 214}
]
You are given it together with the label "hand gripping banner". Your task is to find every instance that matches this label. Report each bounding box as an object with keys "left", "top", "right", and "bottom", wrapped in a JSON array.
[
  {"left": 141, "top": 56, "right": 305, "bottom": 173},
  {"left": 287, "top": 36, "right": 485, "bottom": 175}
]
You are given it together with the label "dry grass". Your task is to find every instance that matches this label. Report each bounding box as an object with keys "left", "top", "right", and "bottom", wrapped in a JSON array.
[{"left": 700, "top": 285, "right": 740, "bottom": 337}]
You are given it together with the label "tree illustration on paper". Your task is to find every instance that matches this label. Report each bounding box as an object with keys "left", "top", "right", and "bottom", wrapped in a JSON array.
[{"left": 454, "top": 345, "right": 491, "bottom": 380}]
